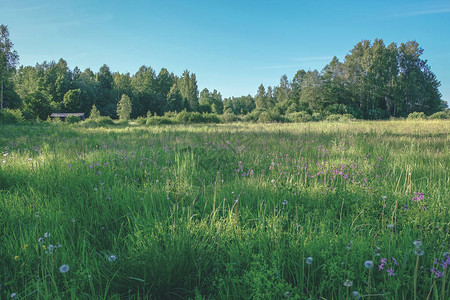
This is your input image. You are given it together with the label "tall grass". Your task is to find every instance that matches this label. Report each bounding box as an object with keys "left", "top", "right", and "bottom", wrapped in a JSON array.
[{"left": 0, "top": 120, "right": 449, "bottom": 299}]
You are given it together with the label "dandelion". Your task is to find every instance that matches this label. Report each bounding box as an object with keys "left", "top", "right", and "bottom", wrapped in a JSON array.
[
  {"left": 108, "top": 255, "right": 117, "bottom": 262},
  {"left": 414, "top": 249, "right": 425, "bottom": 256},
  {"left": 343, "top": 279, "right": 353, "bottom": 287},
  {"left": 352, "top": 291, "right": 361, "bottom": 299},
  {"left": 59, "top": 264, "right": 70, "bottom": 273},
  {"left": 364, "top": 260, "right": 374, "bottom": 269},
  {"left": 305, "top": 257, "right": 313, "bottom": 265},
  {"left": 387, "top": 268, "right": 395, "bottom": 276},
  {"left": 413, "top": 240, "right": 422, "bottom": 248}
]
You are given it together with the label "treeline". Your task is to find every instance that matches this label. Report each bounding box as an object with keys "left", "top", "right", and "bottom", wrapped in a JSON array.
[{"left": 1, "top": 30, "right": 446, "bottom": 121}]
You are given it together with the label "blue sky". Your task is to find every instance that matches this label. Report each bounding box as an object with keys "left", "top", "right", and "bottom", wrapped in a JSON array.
[{"left": 1, "top": 0, "right": 449, "bottom": 102}]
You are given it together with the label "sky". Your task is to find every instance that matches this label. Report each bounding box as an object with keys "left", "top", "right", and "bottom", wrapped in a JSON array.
[{"left": 1, "top": 0, "right": 450, "bottom": 102}]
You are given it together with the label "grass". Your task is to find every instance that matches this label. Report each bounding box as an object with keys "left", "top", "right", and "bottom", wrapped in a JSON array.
[{"left": 0, "top": 120, "right": 449, "bottom": 299}]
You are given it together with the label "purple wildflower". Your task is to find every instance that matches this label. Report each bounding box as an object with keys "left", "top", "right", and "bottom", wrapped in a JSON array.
[
  {"left": 392, "top": 257, "right": 398, "bottom": 266},
  {"left": 387, "top": 268, "right": 395, "bottom": 276},
  {"left": 412, "top": 192, "right": 424, "bottom": 201}
]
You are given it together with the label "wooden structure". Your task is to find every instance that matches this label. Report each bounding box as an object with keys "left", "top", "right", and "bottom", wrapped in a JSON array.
[{"left": 50, "top": 113, "right": 85, "bottom": 121}]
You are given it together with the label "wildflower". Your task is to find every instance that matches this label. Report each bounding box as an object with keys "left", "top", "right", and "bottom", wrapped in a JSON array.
[
  {"left": 59, "top": 264, "right": 69, "bottom": 273},
  {"left": 343, "top": 279, "right": 353, "bottom": 287},
  {"left": 412, "top": 192, "right": 424, "bottom": 201},
  {"left": 283, "top": 291, "right": 290, "bottom": 298},
  {"left": 282, "top": 200, "right": 288, "bottom": 206},
  {"left": 38, "top": 237, "right": 44, "bottom": 244},
  {"left": 14, "top": 256, "right": 19, "bottom": 261},
  {"left": 271, "top": 179, "right": 275, "bottom": 183},
  {"left": 352, "top": 291, "right": 361, "bottom": 299},
  {"left": 392, "top": 257, "right": 398, "bottom": 265},
  {"left": 387, "top": 268, "right": 395, "bottom": 276},
  {"left": 387, "top": 224, "right": 394, "bottom": 230},
  {"left": 48, "top": 244, "right": 54, "bottom": 253},
  {"left": 413, "top": 240, "right": 422, "bottom": 249},
  {"left": 305, "top": 257, "right": 313, "bottom": 265},
  {"left": 35, "top": 213, "right": 39, "bottom": 218},
  {"left": 364, "top": 260, "right": 374, "bottom": 269},
  {"left": 44, "top": 232, "right": 50, "bottom": 238},
  {"left": 10, "top": 293, "right": 17, "bottom": 299},
  {"left": 108, "top": 255, "right": 117, "bottom": 262},
  {"left": 414, "top": 249, "right": 425, "bottom": 256}
]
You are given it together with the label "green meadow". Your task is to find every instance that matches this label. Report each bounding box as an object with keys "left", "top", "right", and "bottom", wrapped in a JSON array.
[{"left": 0, "top": 120, "right": 449, "bottom": 299}]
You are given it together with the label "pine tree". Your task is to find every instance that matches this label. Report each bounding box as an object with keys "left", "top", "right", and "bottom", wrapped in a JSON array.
[{"left": 116, "top": 94, "right": 132, "bottom": 120}]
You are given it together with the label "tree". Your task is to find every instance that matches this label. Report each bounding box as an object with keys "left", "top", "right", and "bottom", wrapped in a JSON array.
[
  {"left": 116, "top": 94, "right": 132, "bottom": 120},
  {"left": 63, "top": 89, "right": 82, "bottom": 111},
  {"left": 166, "top": 84, "right": 183, "bottom": 112},
  {"left": 89, "top": 104, "right": 101, "bottom": 119},
  {"left": 0, "top": 25, "right": 19, "bottom": 110}
]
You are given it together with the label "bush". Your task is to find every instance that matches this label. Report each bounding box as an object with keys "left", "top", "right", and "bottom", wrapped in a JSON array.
[
  {"left": 135, "top": 116, "right": 147, "bottom": 125},
  {"left": 146, "top": 116, "right": 174, "bottom": 125},
  {"left": 407, "top": 111, "right": 427, "bottom": 120},
  {"left": 81, "top": 116, "right": 114, "bottom": 127},
  {"left": 65, "top": 115, "right": 81, "bottom": 124},
  {"left": 286, "top": 111, "right": 313, "bottom": 122},
  {"left": 367, "top": 108, "right": 389, "bottom": 120},
  {"left": 325, "top": 114, "right": 354, "bottom": 122},
  {"left": 428, "top": 110, "right": 450, "bottom": 119},
  {"left": 312, "top": 112, "right": 323, "bottom": 121},
  {"left": 220, "top": 112, "right": 238, "bottom": 123},
  {"left": 0, "top": 109, "right": 25, "bottom": 124}
]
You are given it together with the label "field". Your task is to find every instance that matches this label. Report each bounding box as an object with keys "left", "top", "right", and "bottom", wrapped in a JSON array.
[{"left": 0, "top": 120, "right": 449, "bottom": 299}]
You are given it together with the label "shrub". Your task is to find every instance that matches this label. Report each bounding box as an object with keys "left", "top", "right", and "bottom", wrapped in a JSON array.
[
  {"left": 220, "top": 112, "right": 238, "bottom": 123},
  {"left": 407, "top": 111, "right": 427, "bottom": 120},
  {"left": 367, "top": 108, "right": 388, "bottom": 120},
  {"left": 286, "top": 111, "right": 313, "bottom": 122},
  {"left": 135, "top": 116, "right": 147, "bottom": 125},
  {"left": 0, "top": 108, "right": 25, "bottom": 124},
  {"left": 325, "top": 114, "right": 354, "bottom": 122},
  {"left": 428, "top": 110, "right": 450, "bottom": 119},
  {"left": 65, "top": 115, "right": 81, "bottom": 124},
  {"left": 146, "top": 116, "right": 174, "bottom": 125},
  {"left": 81, "top": 116, "right": 114, "bottom": 127}
]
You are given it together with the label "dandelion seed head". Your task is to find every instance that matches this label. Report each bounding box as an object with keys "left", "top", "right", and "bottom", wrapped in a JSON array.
[
  {"left": 352, "top": 291, "right": 361, "bottom": 299},
  {"left": 364, "top": 260, "right": 374, "bottom": 269},
  {"left": 343, "top": 279, "right": 353, "bottom": 287},
  {"left": 108, "top": 255, "right": 117, "bottom": 262},
  {"left": 413, "top": 240, "right": 422, "bottom": 248},
  {"left": 59, "top": 264, "right": 69, "bottom": 273}
]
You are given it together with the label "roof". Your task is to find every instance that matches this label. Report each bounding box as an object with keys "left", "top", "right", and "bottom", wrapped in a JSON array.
[{"left": 50, "top": 113, "right": 85, "bottom": 117}]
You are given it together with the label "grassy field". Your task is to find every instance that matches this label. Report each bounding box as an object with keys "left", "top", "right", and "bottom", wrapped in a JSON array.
[{"left": 0, "top": 120, "right": 449, "bottom": 299}]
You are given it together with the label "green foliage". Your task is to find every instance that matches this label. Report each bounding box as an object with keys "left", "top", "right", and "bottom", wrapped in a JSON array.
[
  {"left": 0, "top": 108, "right": 24, "bottom": 124},
  {"left": 325, "top": 114, "right": 354, "bottom": 122},
  {"left": 63, "top": 89, "right": 82, "bottom": 111},
  {"left": 220, "top": 111, "right": 238, "bottom": 123},
  {"left": 286, "top": 111, "right": 313, "bottom": 122},
  {"left": 89, "top": 104, "right": 101, "bottom": 119},
  {"left": 81, "top": 115, "right": 114, "bottom": 126},
  {"left": 65, "top": 115, "right": 81, "bottom": 124},
  {"left": 407, "top": 111, "right": 427, "bottom": 120},
  {"left": 428, "top": 110, "right": 450, "bottom": 119},
  {"left": 116, "top": 94, "right": 132, "bottom": 120}
]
